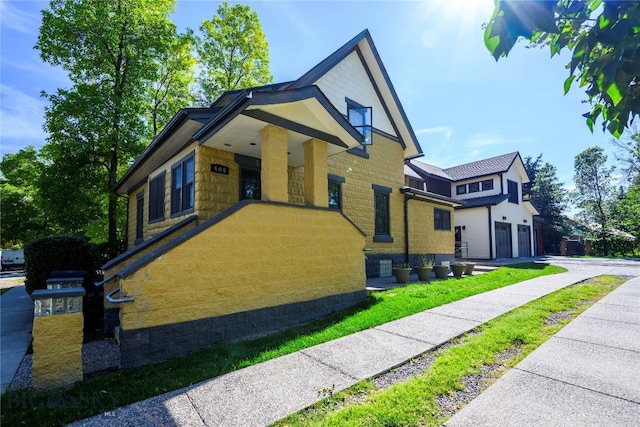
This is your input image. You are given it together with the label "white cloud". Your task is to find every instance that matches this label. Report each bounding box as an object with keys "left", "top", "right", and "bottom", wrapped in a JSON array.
[
  {"left": 416, "top": 126, "right": 453, "bottom": 140},
  {"left": 0, "top": 1, "right": 42, "bottom": 35},
  {"left": 465, "top": 132, "right": 536, "bottom": 150},
  {"left": 0, "top": 85, "right": 47, "bottom": 151},
  {"left": 421, "top": 29, "right": 440, "bottom": 49},
  {"left": 465, "top": 133, "right": 506, "bottom": 148}
]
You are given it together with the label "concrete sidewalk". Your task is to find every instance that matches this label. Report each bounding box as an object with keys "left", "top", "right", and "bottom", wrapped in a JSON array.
[
  {"left": 70, "top": 264, "right": 616, "bottom": 426},
  {"left": 444, "top": 276, "right": 640, "bottom": 427},
  {"left": 0, "top": 285, "right": 33, "bottom": 394}
]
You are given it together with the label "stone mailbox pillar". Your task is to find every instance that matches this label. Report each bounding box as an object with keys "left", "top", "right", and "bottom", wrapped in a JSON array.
[{"left": 31, "top": 286, "right": 85, "bottom": 390}]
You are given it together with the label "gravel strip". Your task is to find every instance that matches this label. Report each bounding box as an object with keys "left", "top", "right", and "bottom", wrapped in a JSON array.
[
  {"left": 9, "top": 339, "right": 120, "bottom": 391},
  {"left": 373, "top": 354, "right": 436, "bottom": 390},
  {"left": 435, "top": 346, "right": 523, "bottom": 418}
]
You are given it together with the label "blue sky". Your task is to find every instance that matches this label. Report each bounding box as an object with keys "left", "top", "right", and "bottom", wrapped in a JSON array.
[{"left": 1, "top": 0, "right": 619, "bottom": 192}]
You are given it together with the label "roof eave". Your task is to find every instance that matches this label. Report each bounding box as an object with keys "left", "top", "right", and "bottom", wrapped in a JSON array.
[
  {"left": 400, "top": 186, "right": 462, "bottom": 207},
  {"left": 114, "top": 110, "right": 189, "bottom": 193},
  {"left": 288, "top": 29, "right": 422, "bottom": 158}
]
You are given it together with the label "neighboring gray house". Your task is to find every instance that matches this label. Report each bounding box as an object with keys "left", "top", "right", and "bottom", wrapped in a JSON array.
[{"left": 406, "top": 152, "right": 539, "bottom": 259}]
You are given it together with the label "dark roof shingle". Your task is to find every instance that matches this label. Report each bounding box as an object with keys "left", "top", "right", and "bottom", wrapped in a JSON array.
[{"left": 443, "top": 152, "right": 519, "bottom": 181}]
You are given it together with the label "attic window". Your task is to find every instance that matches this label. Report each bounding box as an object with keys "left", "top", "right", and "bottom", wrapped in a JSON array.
[{"left": 346, "top": 98, "right": 372, "bottom": 147}]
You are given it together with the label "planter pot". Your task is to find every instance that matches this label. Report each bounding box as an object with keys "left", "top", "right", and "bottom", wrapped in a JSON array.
[
  {"left": 393, "top": 268, "right": 411, "bottom": 283},
  {"left": 415, "top": 266, "right": 432, "bottom": 281},
  {"left": 463, "top": 263, "right": 475, "bottom": 276},
  {"left": 451, "top": 264, "right": 465, "bottom": 278},
  {"left": 433, "top": 265, "right": 449, "bottom": 279}
]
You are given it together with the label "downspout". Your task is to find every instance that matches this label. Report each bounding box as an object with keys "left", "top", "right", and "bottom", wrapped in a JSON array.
[
  {"left": 531, "top": 213, "right": 535, "bottom": 256},
  {"left": 499, "top": 173, "right": 504, "bottom": 195},
  {"left": 487, "top": 205, "right": 493, "bottom": 260},
  {"left": 404, "top": 192, "right": 416, "bottom": 264}
]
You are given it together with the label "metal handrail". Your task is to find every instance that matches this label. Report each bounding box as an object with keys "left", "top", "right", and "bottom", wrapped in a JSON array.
[
  {"left": 455, "top": 242, "right": 469, "bottom": 259},
  {"left": 106, "top": 287, "right": 134, "bottom": 304}
]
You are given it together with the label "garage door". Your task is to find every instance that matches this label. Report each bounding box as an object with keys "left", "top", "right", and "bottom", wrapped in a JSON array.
[
  {"left": 495, "top": 222, "right": 512, "bottom": 258},
  {"left": 518, "top": 225, "right": 531, "bottom": 257}
]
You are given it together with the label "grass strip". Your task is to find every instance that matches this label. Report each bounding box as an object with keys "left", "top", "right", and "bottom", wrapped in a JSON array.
[
  {"left": 1, "top": 262, "right": 563, "bottom": 427},
  {"left": 273, "top": 275, "right": 624, "bottom": 427}
]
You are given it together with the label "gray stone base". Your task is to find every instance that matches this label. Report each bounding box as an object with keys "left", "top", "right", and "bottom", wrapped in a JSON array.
[{"left": 119, "top": 290, "right": 367, "bottom": 368}]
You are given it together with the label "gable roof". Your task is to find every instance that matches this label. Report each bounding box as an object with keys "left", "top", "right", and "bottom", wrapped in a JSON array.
[
  {"left": 115, "top": 30, "right": 422, "bottom": 193},
  {"left": 287, "top": 29, "right": 422, "bottom": 158},
  {"left": 443, "top": 152, "right": 520, "bottom": 181},
  {"left": 407, "top": 159, "right": 453, "bottom": 181}
]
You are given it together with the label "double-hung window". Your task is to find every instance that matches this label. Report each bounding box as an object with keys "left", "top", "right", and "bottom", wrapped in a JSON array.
[
  {"left": 434, "top": 208, "right": 451, "bottom": 231},
  {"left": 347, "top": 98, "right": 372, "bottom": 149},
  {"left": 171, "top": 152, "right": 195, "bottom": 216},
  {"left": 372, "top": 184, "right": 392, "bottom": 242},
  {"left": 148, "top": 172, "right": 165, "bottom": 222},
  {"left": 468, "top": 182, "right": 480, "bottom": 193}
]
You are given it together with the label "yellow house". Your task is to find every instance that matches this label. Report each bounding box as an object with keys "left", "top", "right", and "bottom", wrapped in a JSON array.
[{"left": 101, "top": 30, "right": 459, "bottom": 368}]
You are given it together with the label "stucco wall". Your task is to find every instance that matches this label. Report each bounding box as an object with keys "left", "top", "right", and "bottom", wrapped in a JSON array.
[
  {"left": 32, "top": 312, "right": 84, "bottom": 390},
  {"left": 195, "top": 145, "right": 239, "bottom": 219},
  {"left": 118, "top": 202, "right": 366, "bottom": 331},
  {"left": 407, "top": 199, "right": 455, "bottom": 256},
  {"left": 327, "top": 134, "right": 406, "bottom": 255}
]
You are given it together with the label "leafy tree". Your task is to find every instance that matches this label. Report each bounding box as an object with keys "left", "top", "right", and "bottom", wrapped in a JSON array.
[
  {"left": 610, "top": 124, "right": 640, "bottom": 185},
  {"left": 485, "top": 0, "right": 640, "bottom": 137},
  {"left": 146, "top": 32, "right": 196, "bottom": 138},
  {"left": 524, "top": 154, "right": 568, "bottom": 254},
  {"left": 36, "top": 0, "right": 185, "bottom": 255},
  {"left": 195, "top": 1, "right": 273, "bottom": 105},
  {"left": 523, "top": 153, "right": 543, "bottom": 194},
  {"left": 38, "top": 141, "right": 109, "bottom": 238},
  {"left": 573, "top": 146, "right": 616, "bottom": 254},
  {"left": 0, "top": 147, "right": 53, "bottom": 246},
  {"left": 611, "top": 183, "right": 640, "bottom": 253}
]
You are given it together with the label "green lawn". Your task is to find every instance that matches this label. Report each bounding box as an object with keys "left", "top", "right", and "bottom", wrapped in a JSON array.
[
  {"left": 273, "top": 275, "right": 623, "bottom": 426},
  {"left": 1, "top": 262, "right": 564, "bottom": 427}
]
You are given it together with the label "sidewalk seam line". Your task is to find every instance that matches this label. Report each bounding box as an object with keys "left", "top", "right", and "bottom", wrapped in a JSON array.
[
  {"left": 581, "top": 315, "right": 639, "bottom": 326},
  {"left": 424, "top": 311, "right": 500, "bottom": 324},
  {"left": 298, "top": 350, "right": 359, "bottom": 381},
  {"left": 184, "top": 391, "right": 208, "bottom": 425},
  {"left": 553, "top": 336, "right": 640, "bottom": 354},
  {"left": 371, "top": 327, "right": 439, "bottom": 346},
  {"left": 513, "top": 367, "right": 640, "bottom": 404}
]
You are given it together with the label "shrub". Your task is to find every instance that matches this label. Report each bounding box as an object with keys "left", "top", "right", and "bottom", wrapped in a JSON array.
[{"left": 24, "top": 235, "right": 104, "bottom": 337}]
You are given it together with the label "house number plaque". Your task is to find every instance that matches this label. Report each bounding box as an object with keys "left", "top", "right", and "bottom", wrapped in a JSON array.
[{"left": 211, "top": 164, "right": 229, "bottom": 175}]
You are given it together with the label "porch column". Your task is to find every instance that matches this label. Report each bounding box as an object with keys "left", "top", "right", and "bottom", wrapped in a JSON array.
[
  {"left": 304, "top": 138, "right": 328, "bottom": 207},
  {"left": 261, "top": 125, "right": 288, "bottom": 202}
]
